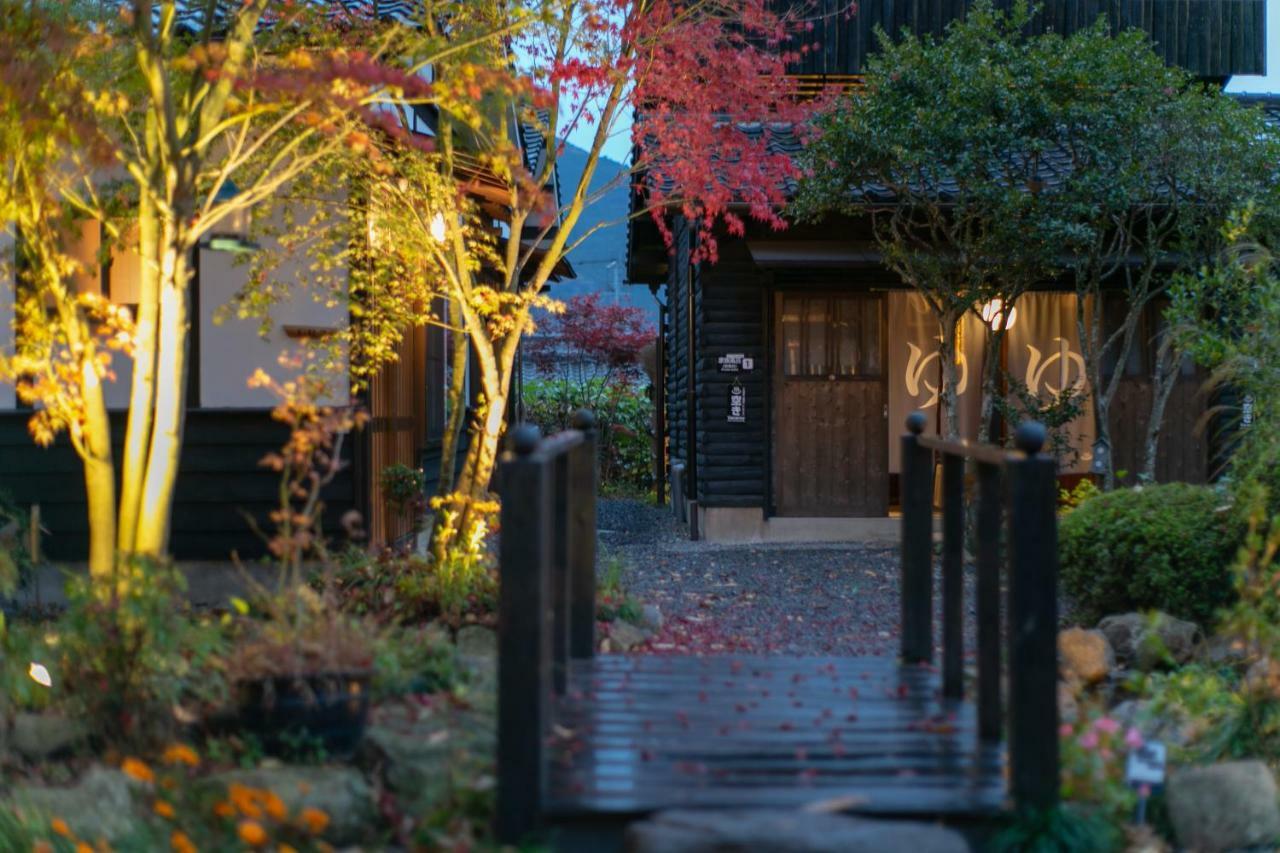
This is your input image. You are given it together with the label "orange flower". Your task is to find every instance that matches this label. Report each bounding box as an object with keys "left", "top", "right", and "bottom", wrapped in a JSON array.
[
  {"left": 34, "top": 842, "right": 54, "bottom": 853},
  {"left": 51, "top": 818, "right": 72, "bottom": 837},
  {"left": 170, "top": 830, "right": 197, "bottom": 853},
  {"left": 261, "top": 790, "right": 287, "bottom": 822},
  {"left": 237, "top": 820, "right": 268, "bottom": 847},
  {"left": 298, "top": 807, "right": 329, "bottom": 835},
  {"left": 76, "top": 844, "right": 93, "bottom": 853},
  {"left": 228, "top": 783, "right": 263, "bottom": 818},
  {"left": 277, "top": 846, "right": 298, "bottom": 853},
  {"left": 161, "top": 744, "right": 200, "bottom": 767},
  {"left": 121, "top": 757, "right": 154, "bottom": 784},
  {"left": 213, "top": 799, "right": 235, "bottom": 818},
  {"left": 153, "top": 799, "right": 175, "bottom": 819}
]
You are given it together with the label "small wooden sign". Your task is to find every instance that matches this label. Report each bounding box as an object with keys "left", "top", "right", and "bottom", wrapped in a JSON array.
[{"left": 727, "top": 380, "right": 746, "bottom": 423}]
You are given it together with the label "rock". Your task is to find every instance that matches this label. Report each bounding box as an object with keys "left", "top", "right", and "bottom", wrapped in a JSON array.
[
  {"left": 360, "top": 703, "right": 494, "bottom": 821},
  {"left": 10, "top": 712, "right": 89, "bottom": 761},
  {"left": 608, "top": 620, "right": 648, "bottom": 651},
  {"left": 455, "top": 625, "right": 497, "bottom": 658},
  {"left": 1167, "top": 761, "right": 1280, "bottom": 852},
  {"left": 1109, "top": 699, "right": 1196, "bottom": 749},
  {"left": 10, "top": 767, "right": 138, "bottom": 844},
  {"left": 207, "top": 766, "right": 375, "bottom": 845},
  {"left": 1194, "top": 633, "right": 1254, "bottom": 669},
  {"left": 1098, "top": 612, "right": 1200, "bottom": 670},
  {"left": 1058, "top": 628, "right": 1114, "bottom": 685},
  {"left": 641, "top": 603, "right": 664, "bottom": 631},
  {"left": 625, "top": 809, "right": 969, "bottom": 853}
]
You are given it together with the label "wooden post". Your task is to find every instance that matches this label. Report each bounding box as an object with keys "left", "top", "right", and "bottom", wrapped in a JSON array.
[
  {"left": 1007, "top": 421, "right": 1060, "bottom": 813},
  {"left": 901, "top": 411, "right": 933, "bottom": 664},
  {"left": 975, "top": 460, "right": 1003, "bottom": 743},
  {"left": 569, "top": 410, "right": 598, "bottom": 659},
  {"left": 496, "top": 425, "right": 552, "bottom": 844},
  {"left": 551, "top": 448, "right": 571, "bottom": 695},
  {"left": 941, "top": 452, "right": 964, "bottom": 699}
]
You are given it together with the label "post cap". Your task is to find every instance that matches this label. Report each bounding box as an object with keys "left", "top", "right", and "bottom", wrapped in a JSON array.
[
  {"left": 1015, "top": 421, "right": 1047, "bottom": 456},
  {"left": 906, "top": 410, "right": 927, "bottom": 435},
  {"left": 510, "top": 423, "right": 541, "bottom": 456},
  {"left": 571, "top": 408, "right": 596, "bottom": 432}
]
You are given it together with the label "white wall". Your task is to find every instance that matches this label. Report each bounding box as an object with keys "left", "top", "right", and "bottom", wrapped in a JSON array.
[{"left": 198, "top": 203, "right": 348, "bottom": 408}]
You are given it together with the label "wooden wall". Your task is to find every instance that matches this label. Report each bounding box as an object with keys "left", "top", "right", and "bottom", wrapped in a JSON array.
[
  {"left": 694, "top": 240, "right": 770, "bottom": 509},
  {"left": 781, "top": 0, "right": 1264, "bottom": 78},
  {"left": 0, "top": 410, "right": 357, "bottom": 561},
  {"left": 1109, "top": 376, "right": 1209, "bottom": 485},
  {"left": 665, "top": 218, "right": 692, "bottom": 485},
  {"left": 365, "top": 325, "right": 429, "bottom": 548}
]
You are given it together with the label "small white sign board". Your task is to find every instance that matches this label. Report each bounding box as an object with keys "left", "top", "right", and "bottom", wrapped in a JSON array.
[{"left": 1126, "top": 741, "right": 1167, "bottom": 788}]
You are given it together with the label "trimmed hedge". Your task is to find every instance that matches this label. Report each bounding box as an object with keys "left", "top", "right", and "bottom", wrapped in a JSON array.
[{"left": 1059, "top": 483, "right": 1241, "bottom": 626}]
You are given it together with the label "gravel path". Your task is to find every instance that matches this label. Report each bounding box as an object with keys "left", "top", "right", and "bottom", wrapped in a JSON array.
[{"left": 598, "top": 499, "right": 924, "bottom": 657}]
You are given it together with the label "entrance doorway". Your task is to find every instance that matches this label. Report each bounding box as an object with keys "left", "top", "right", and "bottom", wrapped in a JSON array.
[{"left": 772, "top": 292, "right": 888, "bottom": 516}]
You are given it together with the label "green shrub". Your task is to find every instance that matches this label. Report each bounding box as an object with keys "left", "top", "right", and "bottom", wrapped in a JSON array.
[
  {"left": 523, "top": 377, "right": 654, "bottom": 495},
  {"left": 1059, "top": 483, "right": 1241, "bottom": 625}
]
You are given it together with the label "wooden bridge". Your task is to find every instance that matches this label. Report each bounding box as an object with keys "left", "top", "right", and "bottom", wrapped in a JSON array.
[{"left": 494, "top": 411, "right": 1060, "bottom": 847}]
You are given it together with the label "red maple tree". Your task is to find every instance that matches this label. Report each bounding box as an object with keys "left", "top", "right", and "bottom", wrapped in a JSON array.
[{"left": 528, "top": 293, "right": 655, "bottom": 380}]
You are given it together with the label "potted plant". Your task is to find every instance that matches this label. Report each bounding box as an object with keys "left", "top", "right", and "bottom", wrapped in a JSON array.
[
  {"left": 224, "top": 585, "right": 375, "bottom": 758},
  {"left": 223, "top": 370, "right": 375, "bottom": 757}
]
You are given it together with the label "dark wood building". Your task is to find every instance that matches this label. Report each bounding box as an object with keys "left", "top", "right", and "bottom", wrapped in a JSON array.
[{"left": 630, "top": 0, "right": 1266, "bottom": 541}]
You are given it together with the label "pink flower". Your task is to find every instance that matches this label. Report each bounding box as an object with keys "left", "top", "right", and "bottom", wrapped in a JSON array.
[
  {"left": 1079, "top": 731, "right": 1099, "bottom": 749},
  {"left": 1139, "top": 783, "right": 1152, "bottom": 798},
  {"left": 1058, "top": 724, "right": 1074, "bottom": 738},
  {"left": 1094, "top": 716, "right": 1120, "bottom": 734},
  {"left": 1125, "top": 727, "right": 1144, "bottom": 749}
]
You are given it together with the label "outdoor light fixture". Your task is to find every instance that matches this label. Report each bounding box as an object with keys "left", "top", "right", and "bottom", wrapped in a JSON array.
[
  {"left": 429, "top": 211, "right": 448, "bottom": 243},
  {"left": 980, "top": 298, "right": 1017, "bottom": 331},
  {"left": 200, "top": 180, "right": 260, "bottom": 255},
  {"left": 28, "top": 662, "right": 51, "bottom": 687}
]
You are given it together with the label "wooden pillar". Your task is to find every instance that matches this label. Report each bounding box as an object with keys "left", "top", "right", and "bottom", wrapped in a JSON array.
[
  {"left": 940, "top": 452, "right": 964, "bottom": 699},
  {"left": 975, "top": 460, "right": 1003, "bottom": 742},
  {"left": 1007, "top": 421, "right": 1060, "bottom": 813},
  {"left": 569, "top": 410, "right": 598, "bottom": 659},
  {"left": 496, "top": 425, "right": 552, "bottom": 844},
  {"left": 900, "top": 411, "right": 933, "bottom": 664}
]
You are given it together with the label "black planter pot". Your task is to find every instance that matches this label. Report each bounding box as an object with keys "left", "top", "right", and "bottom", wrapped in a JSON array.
[{"left": 234, "top": 670, "right": 371, "bottom": 758}]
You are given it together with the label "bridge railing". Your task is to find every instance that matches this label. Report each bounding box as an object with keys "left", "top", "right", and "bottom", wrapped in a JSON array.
[
  {"left": 495, "top": 412, "right": 597, "bottom": 843},
  {"left": 900, "top": 411, "right": 1060, "bottom": 813}
]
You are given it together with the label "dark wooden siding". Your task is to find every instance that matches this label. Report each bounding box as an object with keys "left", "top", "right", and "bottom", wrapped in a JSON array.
[
  {"left": 0, "top": 409, "right": 356, "bottom": 561},
  {"left": 694, "top": 239, "right": 770, "bottom": 508},
  {"left": 665, "top": 219, "right": 691, "bottom": 477},
  {"left": 1109, "top": 376, "right": 1208, "bottom": 484},
  {"left": 780, "top": 0, "right": 1264, "bottom": 78}
]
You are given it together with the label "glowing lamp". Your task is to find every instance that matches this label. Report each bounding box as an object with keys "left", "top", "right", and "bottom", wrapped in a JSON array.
[
  {"left": 28, "top": 662, "right": 51, "bottom": 687},
  {"left": 429, "top": 211, "right": 448, "bottom": 244},
  {"left": 980, "top": 298, "right": 1017, "bottom": 331}
]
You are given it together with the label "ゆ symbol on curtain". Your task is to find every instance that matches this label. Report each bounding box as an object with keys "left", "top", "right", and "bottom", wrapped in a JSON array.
[
  {"left": 904, "top": 342, "right": 969, "bottom": 409},
  {"left": 1025, "top": 338, "right": 1087, "bottom": 396}
]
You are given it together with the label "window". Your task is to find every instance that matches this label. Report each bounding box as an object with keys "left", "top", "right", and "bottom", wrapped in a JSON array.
[{"left": 780, "top": 294, "right": 881, "bottom": 378}]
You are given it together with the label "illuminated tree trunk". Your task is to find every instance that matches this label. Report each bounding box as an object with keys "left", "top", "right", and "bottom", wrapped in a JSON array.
[
  {"left": 117, "top": 192, "right": 161, "bottom": 556},
  {"left": 133, "top": 234, "right": 192, "bottom": 555},
  {"left": 79, "top": 362, "right": 117, "bottom": 578},
  {"left": 429, "top": 303, "right": 472, "bottom": 562}
]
